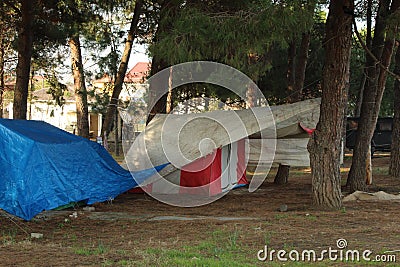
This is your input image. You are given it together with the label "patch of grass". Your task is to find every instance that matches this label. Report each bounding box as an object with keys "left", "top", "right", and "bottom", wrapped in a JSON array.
[
  {"left": 101, "top": 259, "right": 113, "bottom": 267},
  {"left": 73, "top": 247, "right": 92, "bottom": 256},
  {"left": 63, "top": 233, "right": 77, "bottom": 241},
  {"left": 264, "top": 232, "right": 272, "bottom": 246},
  {"left": 117, "top": 249, "right": 127, "bottom": 255},
  {"left": 373, "top": 167, "right": 388, "bottom": 175},
  {"left": 305, "top": 214, "right": 317, "bottom": 221},
  {"left": 2, "top": 229, "right": 17, "bottom": 245},
  {"left": 142, "top": 229, "right": 260, "bottom": 267},
  {"left": 274, "top": 214, "right": 289, "bottom": 220},
  {"left": 73, "top": 241, "right": 109, "bottom": 256},
  {"left": 116, "top": 259, "right": 136, "bottom": 266}
]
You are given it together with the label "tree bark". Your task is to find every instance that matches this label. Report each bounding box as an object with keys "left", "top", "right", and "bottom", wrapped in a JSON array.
[
  {"left": 147, "top": 0, "right": 177, "bottom": 124},
  {"left": 293, "top": 32, "right": 310, "bottom": 102},
  {"left": 286, "top": 41, "right": 296, "bottom": 102},
  {"left": 354, "top": 72, "right": 366, "bottom": 117},
  {"left": 69, "top": 36, "right": 89, "bottom": 139},
  {"left": 166, "top": 66, "right": 173, "bottom": 113},
  {"left": 114, "top": 110, "right": 120, "bottom": 156},
  {"left": 274, "top": 41, "right": 296, "bottom": 184},
  {"left": 274, "top": 32, "right": 311, "bottom": 184},
  {"left": 353, "top": 0, "right": 372, "bottom": 118},
  {"left": 307, "top": 0, "right": 353, "bottom": 209},
  {"left": 13, "top": 0, "right": 34, "bottom": 119},
  {"left": 0, "top": 35, "right": 4, "bottom": 118},
  {"left": 246, "top": 83, "right": 257, "bottom": 108},
  {"left": 347, "top": 0, "right": 399, "bottom": 191},
  {"left": 101, "top": 0, "right": 143, "bottom": 138},
  {"left": 274, "top": 164, "right": 290, "bottom": 185},
  {"left": 390, "top": 44, "right": 400, "bottom": 177},
  {"left": 147, "top": 53, "right": 168, "bottom": 124}
]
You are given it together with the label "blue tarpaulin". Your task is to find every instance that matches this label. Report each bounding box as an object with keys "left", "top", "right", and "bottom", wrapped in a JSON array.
[{"left": 0, "top": 119, "right": 165, "bottom": 220}]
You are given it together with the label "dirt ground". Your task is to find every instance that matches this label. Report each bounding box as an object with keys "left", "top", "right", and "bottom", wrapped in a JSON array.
[{"left": 1, "top": 154, "right": 400, "bottom": 266}]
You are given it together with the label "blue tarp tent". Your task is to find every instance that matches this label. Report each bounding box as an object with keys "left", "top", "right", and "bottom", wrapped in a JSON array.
[{"left": 0, "top": 119, "right": 165, "bottom": 220}]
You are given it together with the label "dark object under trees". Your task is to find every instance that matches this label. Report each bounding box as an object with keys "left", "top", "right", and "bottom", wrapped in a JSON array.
[
  {"left": 347, "top": 0, "right": 399, "bottom": 192},
  {"left": 69, "top": 36, "right": 89, "bottom": 139},
  {"left": 13, "top": 0, "right": 35, "bottom": 119},
  {"left": 346, "top": 117, "right": 393, "bottom": 154},
  {"left": 390, "top": 44, "right": 400, "bottom": 178},
  {"left": 307, "top": 0, "right": 353, "bottom": 209},
  {"left": 101, "top": 0, "right": 143, "bottom": 138}
]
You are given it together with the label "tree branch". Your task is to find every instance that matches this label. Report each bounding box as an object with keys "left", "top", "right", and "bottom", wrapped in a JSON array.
[{"left": 352, "top": 19, "right": 400, "bottom": 81}]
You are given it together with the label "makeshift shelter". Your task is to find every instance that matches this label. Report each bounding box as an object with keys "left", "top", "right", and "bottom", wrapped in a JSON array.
[
  {"left": 122, "top": 98, "right": 321, "bottom": 196},
  {"left": 129, "top": 139, "right": 248, "bottom": 195},
  {"left": 0, "top": 119, "right": 165, "bottom": 220}
]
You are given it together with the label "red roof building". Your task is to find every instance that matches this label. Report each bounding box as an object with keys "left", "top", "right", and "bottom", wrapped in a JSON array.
[
  {"left": 92, "top": 62, "right": 151, "bottom": 87},
  {"left": 124, "top": 62, "right": 151, "bottom": 83}
]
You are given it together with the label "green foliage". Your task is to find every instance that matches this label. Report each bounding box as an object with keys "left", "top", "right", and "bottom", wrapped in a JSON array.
[
  {"left": 88, "top": 85, "right": 112, "bottom": 115},
  {"left": 150, "top": 1, "right": 315, "bottom": 79},
  {"left": 46, "top": 73, "right": 68, "bottom": 106},
  {"left": 149, "top": 1, "right": 318, "bottom": 103},
  {"left": 258, "top": 8, "right": 326, "bottom": 104}
]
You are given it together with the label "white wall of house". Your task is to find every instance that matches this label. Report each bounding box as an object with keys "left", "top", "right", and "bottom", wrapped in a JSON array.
[{"left": 30, "top": 100, "right": 77, "bottom": 131}]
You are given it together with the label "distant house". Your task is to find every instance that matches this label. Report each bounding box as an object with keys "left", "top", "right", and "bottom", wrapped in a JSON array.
[
  {"left": 92, "top": 62, "right": 150, "bottom": 102},
  {"left": 2, "top": 62, "right": 150, "bottom": 137}
]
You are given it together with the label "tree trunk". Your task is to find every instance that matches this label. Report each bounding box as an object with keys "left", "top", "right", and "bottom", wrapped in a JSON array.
[
  {"left": 390, "top": 44, "right": 400, "bottom": 177},
  {"left": 347, "top": 0, "right": 399, "bottom": 191},
  {"left": 353, "top": 0, "right": 372, "bottom": 118},
  {"left": 166, "top": 66, "right": 173, "bottom": 113},
  {"left": 69, "top": 36, "right": 89, "bottom": 139},
  {"left": 147, "top": 0, "right": 177, "bottom": 124},
  {"left": 273, "top": 41, "right": 296, "bottom": 184},
  {"left": 286, "top": 41, "right": 296, "bottom": 102},
  {"left": 101, "top": 0, "right": 142, "bottom": 137},
  {"left": 13, "top": 0, "right": 34, "bottom": 119},
  {"left": 0, "top": 36, "right": 4, "bottom": 118},
  {"left": 274, "top": 32, "right": 311, "bottom": 184},
  {"left": 147, "top": 54, "right": 168, "bottom": 124},
  {"left": 274, "top": 164, "right": 290, "bottom": 185},
  {"left": 308, "top": 0, "right": 353, "bottom": 209},
  {"left": 114, "top": 110, "right": 119, "bottom": 156},
  {"left": 293, "top": 32, "right": 310, "bottom": 102},
  {"left": 246, "top": 83, "right": 257, "bottom": 108},
  {"left": 354, "top": 72, "right": 366, "bottom": 117}
]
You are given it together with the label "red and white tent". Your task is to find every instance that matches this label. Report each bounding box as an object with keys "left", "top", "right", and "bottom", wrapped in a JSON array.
[{"left": 130, "top": 139, "right": 247, "bottom": 195}]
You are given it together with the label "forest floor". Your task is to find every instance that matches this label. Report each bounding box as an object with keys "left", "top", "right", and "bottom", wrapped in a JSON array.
[{"left": 0, "top": 154, "right": 399, "bottom": 266}]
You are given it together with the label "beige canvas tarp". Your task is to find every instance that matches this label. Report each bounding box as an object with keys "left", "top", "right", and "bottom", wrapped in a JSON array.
[
  {"left": 123, "top": 98, "right": 320, "bottom": 177},
  {"left": 248, "top": 99, "right": 320, "bottom": 167}
]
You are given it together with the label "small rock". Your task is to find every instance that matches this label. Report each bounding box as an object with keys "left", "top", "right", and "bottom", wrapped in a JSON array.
[
  {"left": 69, "top": 211, "right": 78, "bottom": 218},
  {"left": 31, "top": 233, "right": 43, "bottom": 239},
  {"left": 83, "top": 206, "right": 95, "bottom": 212},
  {"left": 279, "top": 204, "right": 288, "bottom": 212}
]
